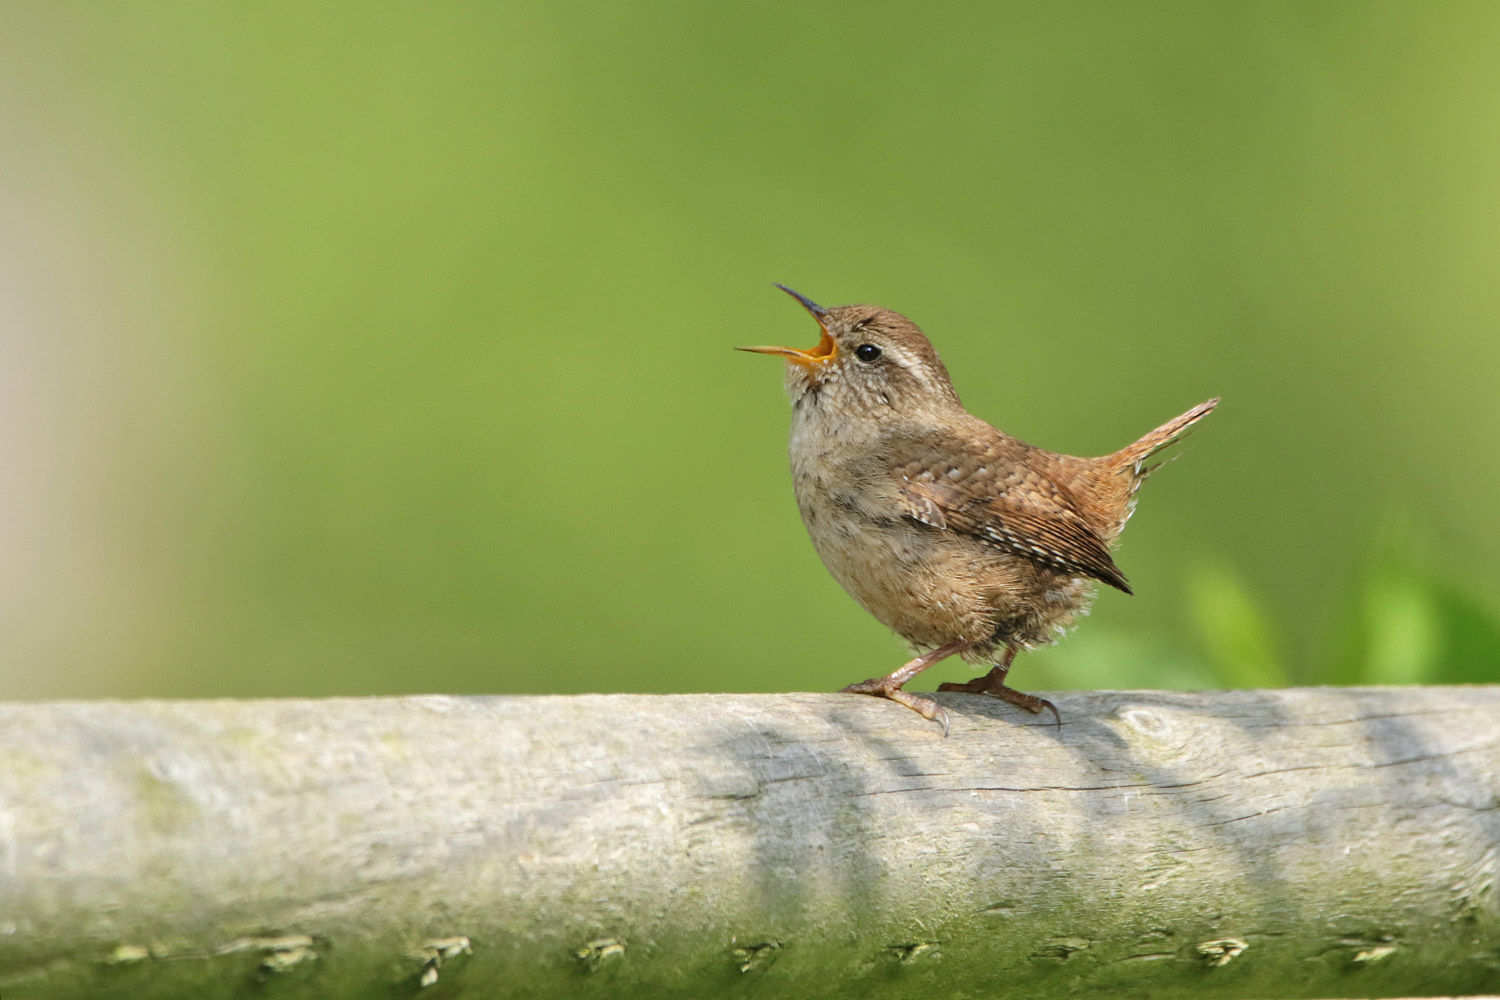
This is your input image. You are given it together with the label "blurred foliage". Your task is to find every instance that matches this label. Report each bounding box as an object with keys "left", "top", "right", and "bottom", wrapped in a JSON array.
[
  {"left": 0, "top": 3, "right": 1498, "bottom": 698},
  {"left": 1320, "top": 526, "right": 1500, "bottom": 687},
  {"left": 981, "top": 529, "right": 1500, "bottom": 693},
  {"left": 1187, "top": 563, "right": 1291, "bottom": 689}
]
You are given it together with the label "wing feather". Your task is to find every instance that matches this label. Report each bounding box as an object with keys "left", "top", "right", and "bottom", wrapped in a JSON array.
[{"left": 889, "top": 433, "right": 1133, "bottom": 594}]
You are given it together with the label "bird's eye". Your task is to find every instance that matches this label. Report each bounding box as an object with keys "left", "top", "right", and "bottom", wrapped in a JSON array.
[{"left": 855, "top": 344, "right": 882, "bottom": 363}]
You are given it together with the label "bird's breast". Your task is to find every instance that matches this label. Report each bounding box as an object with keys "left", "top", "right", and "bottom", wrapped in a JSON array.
[
  {"left": 786, "top": 417, "right": 955, "bottom": 640},
  {"left": 787, "top": 411, "right": 901, "bottom": 529}
]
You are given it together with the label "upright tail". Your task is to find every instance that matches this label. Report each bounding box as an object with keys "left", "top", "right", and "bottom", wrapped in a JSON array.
[
  {"left": 1080, "top": 397, "right": 1218, "bottom": 544},
  {"left": 1111, "top": 397, "right": 1220, "bottom": 473}
]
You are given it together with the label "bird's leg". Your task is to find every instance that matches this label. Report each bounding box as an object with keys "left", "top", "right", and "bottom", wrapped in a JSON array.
[
  {"left": 841, "top": 639, "right": 972, "bottom": 735},
  {"left": 937, "top": 645, "right": 1018, "bottom": 694},
  {"left": 937, "top": 645, "right": 1061, "bottom": 727}
]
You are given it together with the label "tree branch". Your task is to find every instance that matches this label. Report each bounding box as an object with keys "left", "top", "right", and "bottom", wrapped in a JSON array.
[{"left": 1, "top": 688, "right": 1497, "bottom": 998}]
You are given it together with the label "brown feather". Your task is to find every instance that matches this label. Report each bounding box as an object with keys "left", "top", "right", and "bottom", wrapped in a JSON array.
[{"left": 886, "top": 429, "right": 1134, "bottom": 594}]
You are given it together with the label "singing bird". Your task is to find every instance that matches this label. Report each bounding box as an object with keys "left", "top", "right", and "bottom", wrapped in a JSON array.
[{"left": 740, "top": 285, "right": 1217, "bottom": 732}]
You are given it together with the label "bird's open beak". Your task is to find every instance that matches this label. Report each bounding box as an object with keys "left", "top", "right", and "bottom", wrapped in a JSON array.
[{"left": 736, "top": 284, "right": 837, "bottom": 365}]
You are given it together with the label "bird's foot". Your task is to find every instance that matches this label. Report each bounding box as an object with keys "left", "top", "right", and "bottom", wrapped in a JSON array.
[
  {"left": 839, "top": 640, "right": 972, "bottom": 736},
  {"left": 938, "top": 668, "right": 1061, "bottom": 727},
  {"left": 841, "top": 677, "right": 950, "bottom": 736}
]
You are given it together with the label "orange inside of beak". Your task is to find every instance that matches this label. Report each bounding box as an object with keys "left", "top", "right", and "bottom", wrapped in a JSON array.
[
  {"left": 737, "top": 327, "right": 837, "bottom": 366},
  {"left": 805, "top": 329, "right": 836, "bottom": 360}
]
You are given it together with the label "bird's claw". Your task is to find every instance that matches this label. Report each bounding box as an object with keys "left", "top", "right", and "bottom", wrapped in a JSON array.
[
  {"left": 841, "top": 681, "right": 951, "bottom": 736},
  {"left": 939, "top": 677, "right": 1061, "bottom": 728}
]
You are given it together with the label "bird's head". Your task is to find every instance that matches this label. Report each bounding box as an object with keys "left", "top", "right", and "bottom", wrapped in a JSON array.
[{"left": 738, "top": 285, "right": 961, "bottom": 419}]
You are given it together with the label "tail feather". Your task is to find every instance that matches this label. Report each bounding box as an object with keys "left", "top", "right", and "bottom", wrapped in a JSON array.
[
  {"left": 1112, "top": 397, "right": 1219, "bottom": 471},
  {"left": 1079, "top": 397, "right": 1218, "bottom": 544}
]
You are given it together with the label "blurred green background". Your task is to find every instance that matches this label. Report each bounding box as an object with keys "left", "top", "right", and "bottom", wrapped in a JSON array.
[{"left": 2, "top": 2, "right": 1498, "bottom": 701}]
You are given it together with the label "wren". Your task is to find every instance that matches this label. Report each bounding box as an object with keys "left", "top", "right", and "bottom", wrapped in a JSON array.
[{"left": 740, "top": 285, "right": 1217, "bottom": 733}]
